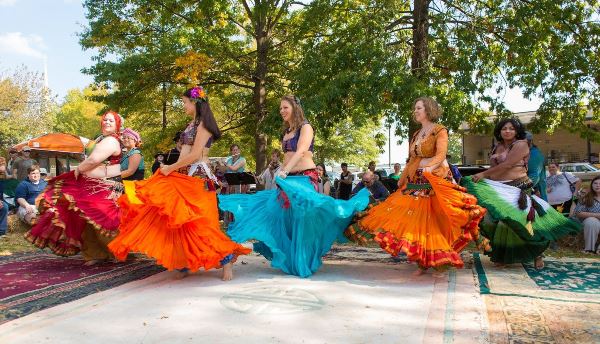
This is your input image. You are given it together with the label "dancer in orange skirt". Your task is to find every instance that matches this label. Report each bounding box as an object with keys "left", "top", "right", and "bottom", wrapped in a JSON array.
[
  {"left": 346, "top": 97, "right": 485, "bottom": 274},
  {"left": 108, "top": 86, "right": 250, "bottom": 280}
]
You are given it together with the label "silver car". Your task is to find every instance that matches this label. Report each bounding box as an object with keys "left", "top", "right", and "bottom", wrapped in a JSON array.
[{"left": 558, "top": 163, "right": 600, "bottom": 182}]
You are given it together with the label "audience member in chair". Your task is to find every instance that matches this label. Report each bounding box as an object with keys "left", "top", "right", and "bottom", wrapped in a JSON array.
[
  {"left": 352, "top": 171, "right": 389, "bottom": 202},
  {"left": 15, "top": 165, "right": 47, "bottom": 225}
]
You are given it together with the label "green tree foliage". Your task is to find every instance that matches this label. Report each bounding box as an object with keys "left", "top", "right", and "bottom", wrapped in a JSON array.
[
  {"left": 0, "top": 66, "right": 56, "bottom": 151},
  {"left": 314, "top": 117, "right": 386, "bottom": 167},
  {"left": 53, "top": 86, "right": 107, "bottom": 139},
  {"left": 294, "top": 0, "right": 599, "bottom": 141}
]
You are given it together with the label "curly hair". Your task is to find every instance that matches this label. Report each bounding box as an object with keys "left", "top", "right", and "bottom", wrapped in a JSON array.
[
  {"left": 493, "top": 118, "right": 526, "bottom": 143},
  {"left": 281, "top": 95, "right": 307, "bottom": 133}
]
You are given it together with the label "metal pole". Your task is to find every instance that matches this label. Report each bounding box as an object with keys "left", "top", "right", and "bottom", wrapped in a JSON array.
[{"left": 388, "top": 125, "right": 392, "bottom": 166}]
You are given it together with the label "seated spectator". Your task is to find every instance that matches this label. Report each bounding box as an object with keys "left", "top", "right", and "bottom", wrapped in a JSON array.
[
  {"left": 39, "top": 167, "right": 49, "bottom": 181},
  {"left": 15, "top": 165, "right": 48, "bottom": 225},
  {"left": 352, "top": 170, "right": 389, "bottom": 202},
  {"left": 573, "top": 175, "right": 600, "bottom": 254},
  {"left": 390, "top": 163, "right": 401, "bottom": 180},
  {"left": 368, "top": 161, "right": 382, "bottom": 181},
  {"left": 316, "top": 163, "right": 331, "bottom": 196},
  {"left": 257, "top": 149, "right": 281, "bottom": 191},
  {"left": 547, "top": 162, "right": 581, "bottom": 214}
]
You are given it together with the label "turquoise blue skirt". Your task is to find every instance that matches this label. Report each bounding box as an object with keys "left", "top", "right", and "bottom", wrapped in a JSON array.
[{"left": 218, "top": 176, "right": 370, "bottom": 277}]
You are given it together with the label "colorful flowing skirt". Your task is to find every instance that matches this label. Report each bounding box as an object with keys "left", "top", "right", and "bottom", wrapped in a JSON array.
[
  {"left": 218, "top": 175, "right": 370, "bottom": 277},
  {"left": 25, "top": 171, "right": 122, "bottom": 256},
  {"left": 462, "top": 177, "right": 581, "bottom": 264},
  {"left": 108, "top": 172, "right": 251, "bottom": 271},
  {"left": 346, "top": 171, "right": 485, "bottom": 269}
]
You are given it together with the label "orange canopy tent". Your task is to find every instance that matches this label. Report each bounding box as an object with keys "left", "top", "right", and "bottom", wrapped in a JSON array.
[
  {"left": 12, "top": 133, "right": 90, "bottom": 154},
  {"left": 11, "top": 133, "right": 92, "bottom": 177}
]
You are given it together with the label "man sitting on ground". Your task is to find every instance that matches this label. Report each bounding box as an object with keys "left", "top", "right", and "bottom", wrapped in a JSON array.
[{"left": 15, "top": 165, "right": 47, "bottom": 225}]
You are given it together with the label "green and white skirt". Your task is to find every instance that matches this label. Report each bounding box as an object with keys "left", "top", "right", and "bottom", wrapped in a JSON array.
[{"left": 462, "top": 176, "right": 581, "bottom": 264}]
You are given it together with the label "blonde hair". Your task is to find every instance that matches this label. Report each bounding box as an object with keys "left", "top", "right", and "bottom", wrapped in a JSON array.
[
  {"left": 281, "top": 95, "right": 306, "bottom": 132},
  {"left": 413, "top": 97, "right": 443, "bottom": 122}
]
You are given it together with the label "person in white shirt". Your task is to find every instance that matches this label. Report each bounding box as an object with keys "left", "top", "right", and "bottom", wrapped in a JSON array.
[
  {"left": 258, "top": 149, "right": 281, "bottom": 190},
  {"left": 546, "top": 162, "right": 581, "bottom": 214}
]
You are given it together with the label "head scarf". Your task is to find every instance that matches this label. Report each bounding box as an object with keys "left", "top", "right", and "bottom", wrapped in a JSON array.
[{"left": 122, "top": 127, "right": 141, "bottom": 143}]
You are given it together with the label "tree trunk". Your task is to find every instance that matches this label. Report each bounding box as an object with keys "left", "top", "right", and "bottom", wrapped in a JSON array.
[
  {"left": 253, "top": 25, "right": 269, "bottom": 174},
  {"left": 409, "top": 0, "right": 430, "bottom": 137},
  {"left": 161, "top": 83, "right": 167, "bottom": 131}
]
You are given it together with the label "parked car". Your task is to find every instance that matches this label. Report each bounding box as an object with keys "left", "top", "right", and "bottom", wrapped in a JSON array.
[
  {"left": 558, "top": 163, "right": 600, "bottom": 182},
  {"left": 455, "top": 165, "right": 489, "bottom": 177}
]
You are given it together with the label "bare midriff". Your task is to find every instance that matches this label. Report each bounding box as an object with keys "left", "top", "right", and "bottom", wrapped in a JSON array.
[{"left": 285, "top": 151, "right": 316, "bottom": 173}]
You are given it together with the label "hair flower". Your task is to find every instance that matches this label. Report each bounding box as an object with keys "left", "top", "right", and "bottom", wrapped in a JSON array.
[{"left": 190, "top": 86, "right": 207, "bottom": 102}]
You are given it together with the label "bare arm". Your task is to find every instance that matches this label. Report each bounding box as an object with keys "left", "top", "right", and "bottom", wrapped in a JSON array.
[
  {"left": 324, "top": 180, "right": 331, "bottom": 195},
  {"left": 577, "top": 211, "right": 600, "bottom": 220},
  {"left": 281, "top": 124, "right": 314, "bottom": 176},
  {"left": 77, "top": 136, "right": 121, "bottom": 174},
  {"left": 162, "top": 123, "right": 212, "bottom": 175},
  {"left": 227, "top": 158, "right": 246, "bottom": 171},
  {"left": 473, "top": 141, "right": 529, "bottom": 182},
  {"left": 121, "top": 153, "right": 142, "bottom": 178}
]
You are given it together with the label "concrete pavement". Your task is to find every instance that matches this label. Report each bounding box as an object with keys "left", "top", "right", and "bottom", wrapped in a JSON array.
[{"left": 0, "top": 252, "right": 489, "bottom": 344}]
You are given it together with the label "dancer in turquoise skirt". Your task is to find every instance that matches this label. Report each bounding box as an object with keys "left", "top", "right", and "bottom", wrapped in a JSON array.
[{"left": 218, "top": 95, "right": 369, "bottom": 277}]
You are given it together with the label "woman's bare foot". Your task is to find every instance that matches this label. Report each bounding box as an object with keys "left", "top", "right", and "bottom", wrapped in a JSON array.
[
  {"left": 412, "top": 268, "right": 426, "bottom": 276},
  {"left": 173, "top": 270, "right": 189, "bottom": 280},
  {"left": 534, "top": 256, "right": 544, "bottom": 270},
  {"left": 222, "top": 262, "right": 233, "bottom": 281},
  {"left": 83, "top": 259, "right": 102, "bottom": 266}
]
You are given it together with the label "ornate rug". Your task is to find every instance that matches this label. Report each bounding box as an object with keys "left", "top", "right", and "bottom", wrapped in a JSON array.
[
  {"left": 522, "top": 259, "right": 599, "bottom": 294},
  {"left": 473, "top": 253, "right": 599, "bottom": 303},
  {"left": 0, "top": 252, "right": 164, "bottom": 324},
  {"left": 473, "top": 253, "right": 600, "bottom": 343}
]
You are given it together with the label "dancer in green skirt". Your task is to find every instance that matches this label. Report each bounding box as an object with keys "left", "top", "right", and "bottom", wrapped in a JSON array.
[{"left": 464, "top": 118, "right": 580, "bottom": 269}]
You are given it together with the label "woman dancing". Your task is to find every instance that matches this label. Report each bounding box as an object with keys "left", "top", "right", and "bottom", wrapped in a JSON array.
[
  {"left": 346, "top": 97, "right": 485, "bottom": 274},
  {"left": 26, "top": 111, "right": 124, "bottom": 265},
  {"left": 464, "top": 118, "right": 581, "bottom": 268},
  {"left": 108, "top": 86, "right": 250, "bottom": 280},
  {"left": 218, "top": 95, "right": 370, "bottom": 277}
]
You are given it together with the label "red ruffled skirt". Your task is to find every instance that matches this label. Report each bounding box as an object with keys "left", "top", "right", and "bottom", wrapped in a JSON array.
[
  {"left": 25, "top": 171, "right": 122, "bottom": 256},
  {"left": 346, "top": 171, "right": 485, "bottom": 269},
  {"left": 108, "top": 172, "right": 251, "bottom": 271}
]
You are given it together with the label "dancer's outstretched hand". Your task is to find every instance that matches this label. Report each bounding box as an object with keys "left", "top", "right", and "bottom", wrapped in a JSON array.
[
  {"left": 471, "top": 172, "right": 484, "bottom": 183},
  {"left": 276, "top": 169, "right": 288, "bottom": 179}
]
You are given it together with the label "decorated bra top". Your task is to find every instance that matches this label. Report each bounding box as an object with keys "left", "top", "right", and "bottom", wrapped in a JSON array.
[
  {"left": 85, "top": 133, "right": 122, "bottom": 165},
  {"left": 179, "top": 120, "right": 213, "bottom": 148},
  {"left": 282, "top": 121, "right": 314, "bottom": 153},
  {"left": 490, "top": 140, "right": 529, "bottom": 167},
  {"left": 409, "top": 123, "right": 447, "bottom": 159}
]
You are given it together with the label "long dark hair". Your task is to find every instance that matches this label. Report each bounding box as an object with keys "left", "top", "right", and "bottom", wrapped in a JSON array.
[
  {"left": 493, "top": 118, "right": 526, "bottom": 143},
  {"left": 183, "top": 87, "right": 221, "bottom": 140},
  {"left": 582, "top": 175, "right": 600, "bottom": 207}
]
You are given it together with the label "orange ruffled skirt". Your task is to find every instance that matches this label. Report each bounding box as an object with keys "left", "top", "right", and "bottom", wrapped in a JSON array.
[
  {"left": 108, "top": 172, "right": 250, "bottom": 271},
  {"left": 346, "top": 171, "right": 485, "bottom": 269}
]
